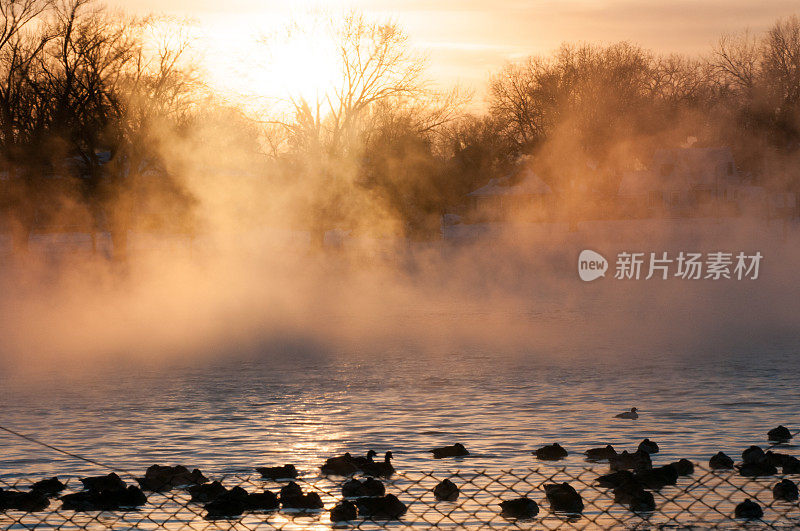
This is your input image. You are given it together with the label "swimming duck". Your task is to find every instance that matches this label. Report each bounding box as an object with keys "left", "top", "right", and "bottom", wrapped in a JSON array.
[
  {"left": 499, "top": 497, "right": 539, "bottom": 519},
  {"left": 637, "top": 439, "right": 659, "bottom": 454},
  {"left": 355, "top": 494, "right": 407, "bottom": 519},
  {"left": 361, "top": 451, "right": 395, "bottom": 477},
  {"left": 342, "top": 477, "right": 385, "bottom": 498},
  {"left": 80, "top": 472, "right": 126, "bottom": 492},
  {"left": 351, "top": 450, "right": 378, "bottom": 468},
  {"left": 534, "top": 443, "right": 568, "bottom": 461},
  {"left": 246, "top": 490, "right": 279, "bottom": 511},
  {"left": 596, "top": 469, "right": 636, "bottom": 489},
  {"left": 709, "top": 452, "right": 734, "bottom": 469},
  {"left": 742, "top": 445, "right": 766, "bottom": 464},
  {"left": 737, "top": 461, "right": 777, "bottom": 477},
  {"left": 768, "top": 425, "right": 793, "bottom": 443},
  {"left": 330, "top": 500, "right": 358, "bottom": 522},
  {"left": 634, "top": 465, "right": 678, "bottom": 490},
  {"left": 137, "top": 464, "right": 208, "bottom": 491},
  {"left": 320, "top": 453, "right": 358, "bottom": 476},
  {"left": 585, "top": 445, "right": 617, "bottom": 460},
  {"left": 0, "top": 490, "right": 50, "bottom": 512},
  {"left": 430, "top": 443, "right": 469, "bottom": 459},
  {"left": 30, "top": 477, "right": 65, "bottom": 497},
  {"left": 773, "top": 478, "right": 798, "bottom": 501},
  {"left": 544, "top": 482, "right": 583, "bottom": 513},
  {"left": 612, "top": 480, "right": 655, "bottom": 512},
  {"left": 669, "top": 459, "right": 694, "bottom": 476},
  {"left": 204, "top": 486, "right": 248, "bottom": 519},
  {"left": 256, "top": 464, "right": 298, "bottom": 480},
  {"left": 783, "top": 456, "right": 800, "bottom": 474},
  {"left": 433, "top": 479, "right": 459, "bottom": 501},
  {"left": 609, "top": 449, "right": 652, "bottom": 472},
  {"left": 623, "top": 487, "right": 655, "bottom": 513},
  {"left": 279, "top": 481, "right": 324, "bottom": 509},
  {"left": 614, "top": 408, "right": 638, "bottom": 419},
  {"left": 187, "top": 480, "right": 227, "bottom": 503},
  {"left": 60, "top": 485, "right": 147, "bottom": 512},
  {"left": 734, "top": 499, "right": 763, "bottom": 519},
  {"left": 765, "top": 451, "right": 794, "bottom": 467},
  {"left": 612, "top": 480, "right": 645, "bottom": 505}
]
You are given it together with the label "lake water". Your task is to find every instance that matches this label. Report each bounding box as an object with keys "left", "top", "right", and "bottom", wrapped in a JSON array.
[
  {"left": 0, "top": 219, "right": 799, "bottom": 528},
  {"left": 2, "top": 339, "right": 799, "bottom": 482}
]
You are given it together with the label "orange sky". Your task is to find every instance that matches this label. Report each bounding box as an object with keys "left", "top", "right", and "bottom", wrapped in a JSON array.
[{"left": 107, "top": 0, "right": 800, "bottom": 103}]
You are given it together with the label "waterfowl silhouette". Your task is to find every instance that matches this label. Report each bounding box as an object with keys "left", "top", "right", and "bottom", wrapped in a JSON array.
[
  {"left": 256, "top": 464, "right": 298, "bottom": 480},
  {"left": 320, "top": 453, "right": 358, "bottom": 476},
  {"left": 614, "top": 408, "right": 638, "bottom": 419},
  {"left": 188, "top": 480, "right": 227, "bottom": 503},
  {"left": 0, "top": 490, "right": 50, "bottom": 512},
  {"left": 765, "top": 451, "right": 794, "bottom": 467},
  {"left": 246, "top": 490, "right": 280, "bottom": 511},
  {"left": 612, "top": 480, "right": 644, "bottom": 504},
  {"left": 137, "top": 464, "right": 207, "bottom": 491},
  {"left": 499, "top": 497, "right": 539, "bottom": 519},
  {"left": 430, "top": 443, "right": 469, "bottom": 459},
  {"left": 709, "top": 451, "right": 734, "bottom": 469},
  {"left": 30, "top": 477, "right": 65, "bottom": 497},
  {"left": 585, "top": 445, "right": 617, "bottom": 460},
  {"left": 534, "top": 443, "right": 568, "bottom": 461},
  {"left": 279, "top": 481, "right": 302, "bottom": 500},
  {"left": 768, "top": 425, "right": 793, "bottom": 443},
  {"left": 734, "top": 499, "right": 763, "bottom": 519},
  {"left": 80, "top": 472, "right": 126, "bottom": 492},
  {"left": 637, "top": 439, "right": 659, "bottom": 454},
  {"left": 742, "top": 445, "right": 766, "bottom": 464},
  {"left": 279, "top": 481, "right": 324, "bottom": 509},
  {"left": 361, "top": 451, "right": 395, "bottom": 477},
  {"left": 773, "top": 478, "right": 799, "bottom": 501},
  {"left": 342, "top": 477, "right": 385, "bottom": 498},
  {"left": 669, "top": 459, "right": 694, "bottom": 476},
  {"left": 634, "top": 465, "right": 678, "bottom": 490},
  {"left": 204, "top": 486, "right": 248, "bottom": 519},
  {"left": 61, "top": 486, "right": 147, "bottom": 511},
  {"left": 610, "top": 449, "right": 652, "bottom": 471},
  {"left": 544, "top": 482, "right": 583, "bottom": 513},
  {"left": 351, "top": 450, "right": 378, "bottom": 468},
  {"left": 620, "top": 486, "right": 655, "bottom": 513},
  {"left": 330, "top": 500, "right": 358, "bottom": 522},
  {"left": 433, "top": 479, "right": 459, "bottom": 501},
  {"left": 783, "top": 456, "right": 800, "bottom": 474},
  {"left": 596, "top": 469, "right": 636, "bottom": 489},
  {"left": 737, "top": 461, "right": 777, "bottom": 477},
  {"left": 612, "top": 480, "right": 655, "bottom": 512},
  {"left": 355, "top": 494, "right": 407, "bottom": 519}
]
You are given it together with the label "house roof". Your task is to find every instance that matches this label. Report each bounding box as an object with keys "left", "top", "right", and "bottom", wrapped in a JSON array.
[
  {"left": 619, "top": 147, "right": 739, "bottom": 195},
  {"left": 468, "top": 167, "right": 551, "bottom": 197}
]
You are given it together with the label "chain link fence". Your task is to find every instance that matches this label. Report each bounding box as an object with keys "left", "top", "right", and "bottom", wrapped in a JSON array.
[{"left": 2, "top": 461, "right": 800, "bottom": 529}]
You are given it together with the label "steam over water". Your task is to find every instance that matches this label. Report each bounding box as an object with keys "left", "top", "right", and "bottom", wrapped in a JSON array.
[
  {"left": 0, "top": 220, "right": 800, "bottom": 478},
  {"left": 1, "top": 218, "right": 799, "bottom": 480}
]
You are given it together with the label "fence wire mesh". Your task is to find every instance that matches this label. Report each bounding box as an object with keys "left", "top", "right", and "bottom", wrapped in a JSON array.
[{"left": 2, "top": 462, "right": 800, "bottom": 529}]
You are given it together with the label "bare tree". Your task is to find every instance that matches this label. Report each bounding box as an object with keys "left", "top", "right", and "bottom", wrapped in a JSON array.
[
  {"left": 263, "top": 11, "right": 464, "bottom": 245},
  {"left": 712, "top": 30, "right": 760, "bottom": 96},
  {"left": 761, "top": 15, "right": 800, "bottom": 110}
]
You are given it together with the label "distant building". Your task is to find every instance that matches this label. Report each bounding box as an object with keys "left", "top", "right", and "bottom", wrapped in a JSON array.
[
  {"left": 467, "top": 167, "right": 552, "bottom": 220},
  {"left": 618, "top": 147, "right": 743, "bottom": 215}
]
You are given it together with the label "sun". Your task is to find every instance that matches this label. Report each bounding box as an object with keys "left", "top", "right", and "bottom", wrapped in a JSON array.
[{"left": 195, "top": 12, "right": 342, "bottom": 113}]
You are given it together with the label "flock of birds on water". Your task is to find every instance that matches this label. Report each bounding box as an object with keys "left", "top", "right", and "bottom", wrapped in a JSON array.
[{"left": 0, "top": 409, "right": 797, "bottom": 525}]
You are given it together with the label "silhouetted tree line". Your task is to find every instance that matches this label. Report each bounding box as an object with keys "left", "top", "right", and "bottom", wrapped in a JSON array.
[
  {"left": 0, "top": 0, "right": 197, "bottom": 258},
  {"left": 1, "top": 1, "right": 799, "bottom": 254}
]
